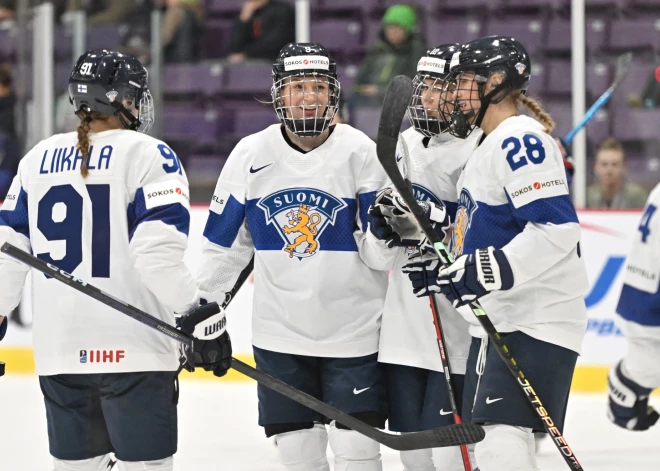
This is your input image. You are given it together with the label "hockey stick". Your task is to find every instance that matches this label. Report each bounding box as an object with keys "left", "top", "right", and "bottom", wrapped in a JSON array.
[
  {"left": 376, "top": 75, "right": 584, "bottom": 470},
  {"left": 1, "top": 242, "right": 485, "bottom": 451},
  {"left": 564, "top": 52, "right": 632, "bottom": 145},
  {"left": 395, "top": 123, "right": 472, "bottom": 468}
]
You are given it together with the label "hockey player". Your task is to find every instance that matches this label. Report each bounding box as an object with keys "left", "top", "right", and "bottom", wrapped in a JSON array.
[
  {"left": 394, "top": 36, "right": 589, "bottom": 471},
  {"left": 197, "top": 43, "right": 389, "bottom": 471},
  {"left": 607, "top": 185, "right": 660, "bottom": 431},
  {"left": 367, "top": 44, "right": 481, "bottom": 471},
  {"left": 0, "top": 50, "right": 231, "bottom": 471}
]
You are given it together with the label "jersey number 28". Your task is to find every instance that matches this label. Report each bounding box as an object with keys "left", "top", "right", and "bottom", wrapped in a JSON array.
[
  {"left": 502, "top": 134, "right": 546, "bottom": 172},
  {"left": 37, "top": 184, "right": 110, "bottom": 278}
]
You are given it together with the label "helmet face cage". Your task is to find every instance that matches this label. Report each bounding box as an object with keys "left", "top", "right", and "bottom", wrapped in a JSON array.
[
  {"left": 272, "top": 72, "right": 341, "bottom": 138},
  {"left": 408, "top": 73, "right": 451, "bottom": 137},
  {"left": 444, "top": 69, "right": 502, "bottom": 139},
  {"left": 137, "top": 88, "right": 154, "bottom": 133}
]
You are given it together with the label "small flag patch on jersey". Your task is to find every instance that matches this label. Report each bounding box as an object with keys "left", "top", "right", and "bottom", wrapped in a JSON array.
[{"left": 77, "top": 84, "right": 87, "bottom": 93}]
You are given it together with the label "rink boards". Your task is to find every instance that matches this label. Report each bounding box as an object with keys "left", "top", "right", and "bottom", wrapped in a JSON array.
[{"left": 0, "top": 207, "right": 644, "bottom": 392}]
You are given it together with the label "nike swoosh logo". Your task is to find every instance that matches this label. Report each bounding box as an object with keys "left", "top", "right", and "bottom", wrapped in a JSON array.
[
  {"left": 249, "top": 163, "right": 273, "bottom": 174},
  {"left": 396, "top": 154, "right": 403, "bottom": 162},
  {"left": 485, "top": 397, "right": 503, "bottom": 405},
  {"left": 439, "top": 409, "right": 453, "bottom": 416},
  {"left": 353, "top": 387, "right": 370, "bottom": 395}
]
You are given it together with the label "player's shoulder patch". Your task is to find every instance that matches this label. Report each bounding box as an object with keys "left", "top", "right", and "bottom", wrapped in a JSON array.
[{"left": 142, "top": 179, "right": 190, "bottom": 210}]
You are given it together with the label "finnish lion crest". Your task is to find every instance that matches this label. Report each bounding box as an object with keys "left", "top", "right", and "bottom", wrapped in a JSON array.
[
  {"left": 258, "top": 188, "right": 346, "bottom": 260},
  {"left": 450, "top": 188, "right": 478, "bottom": 259}
]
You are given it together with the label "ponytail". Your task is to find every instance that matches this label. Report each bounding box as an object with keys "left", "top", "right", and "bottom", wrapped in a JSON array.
[
  {"left": 76, "top": 114, "right": 92, "bottom": 178},
  {"left": 516, "top": 94, "right": 555, "bottom": 134}
]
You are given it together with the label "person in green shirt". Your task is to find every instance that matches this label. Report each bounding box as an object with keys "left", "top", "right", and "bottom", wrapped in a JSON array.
[{"left": 354, "top": 4, "right": 427, "bottom": 104}]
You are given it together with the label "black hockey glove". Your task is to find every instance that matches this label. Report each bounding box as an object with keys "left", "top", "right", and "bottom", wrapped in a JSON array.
[
  {"left": 608, "top": 361, "right": 659, "bottom": 431},
  {"left": 177, "top": 302, "right": 232, "bottom": 378},
  {"left": 368, "top": 188, "right": 450, "bottom": 248}
]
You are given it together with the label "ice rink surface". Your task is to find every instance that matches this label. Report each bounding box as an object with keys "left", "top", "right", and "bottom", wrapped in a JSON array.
[{"left": 2, "top": 375, "right": 659, "bottom": 470}]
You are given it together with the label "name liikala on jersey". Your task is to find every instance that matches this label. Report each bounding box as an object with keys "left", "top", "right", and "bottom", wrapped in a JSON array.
[{"left": 38, "top": 145, "right": 114, "bottom": 175}]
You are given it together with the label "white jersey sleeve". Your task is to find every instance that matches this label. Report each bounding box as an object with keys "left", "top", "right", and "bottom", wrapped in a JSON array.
[
  {"left": 128, "top": 141, "right": 201, "bottom": 314},
  {"left": 617, "top": 183, "right": 660, "bottom": 325},
  {"left": 354, "top": 139, "right": 393, "bottom": 271},
  {"left": 495, "top": 130, "right": 581, "bottom": 287},
  {"left": 0, "top": 158, "right": 32, "bottom": 317},
  {"left": 197, "top": 139, "right": 255, "bottom": 302}
]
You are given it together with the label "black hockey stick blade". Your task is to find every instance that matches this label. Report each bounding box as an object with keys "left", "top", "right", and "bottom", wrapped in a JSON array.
[
  {"left": 1, "top": 242, "right": 484, "bottom": 451},
  {"left": 231, "top": 357, "right": 484, "bottom": 450}
]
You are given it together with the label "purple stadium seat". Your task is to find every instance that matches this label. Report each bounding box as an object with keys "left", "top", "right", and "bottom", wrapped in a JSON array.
[
  {"left": 223, "top": 62, "right": 274, "bottom": 96},
  {"left": 163, "top": 107, "right": 224, "bottom": 145},
  {"left": 426, "top": 18, "right": 482, "bottom": 48},
  {"left": 484, "top": 17, "right": 545, "bottom": 55},
  {"left": 337, "top": 64, "right": 359, "bottom": 97},
  {"left": 352, "top": 106, "right": 382, "bottom": 140},
  {"left": 364, "top": 19, "right": 382, "bottom": 50},
  {"left": 543, "top": 100, "right": 572, "bottom": 137},
  {"left": 381, "top": 0, "right": 440, "bottom": 14},
  {"left": 610, "top": 60, "right": 654, "bottom": 107},
  {"left": 613, "top": 108, "right": 660, "bottom": 141},
  {"left": 186, "top": 154, "right": 229, "bottom": 185},
  {"left": 227, "top": 104, "right": 279, "bottom": 138},
  {"left": 203, "top": 19, "right": 233, "bottom": 59},
  {"left": 586, "top": 62, "right": 611, "bottom": 99},
  {"left": 164, "top": 63, "right": 224, "bottom": 97},
  {"left": 442, "top": 0, "right": 504, "bottom": 9},
  {"left": 505, "top": 0, "right": 557, "bottom": 8},
  {"left": 0, "top": 29, "right": 15, "bottom": 60},
  {"left": 206, "top": 0, "right": 243, "bottom": 17},
  {"left": 311, "top": 19, "right": 363, "bottom": 58},
  {"left": 546, "top": 59, "right": 572, "bottom": 96},
  {"left": 543, "top": 60, "right": 611, "bottom": 99},
  {"left": 87, "top": 25, "right": 122, "bottom": 51},
  {"left": 319, "top": 0, "right": 375, "bottom": 14},
  {"left": 54, "top": 26, "right": 73, "bottom": 60},
  {"left": 609, "top": 18, "right": 660, "bottom": 52}
]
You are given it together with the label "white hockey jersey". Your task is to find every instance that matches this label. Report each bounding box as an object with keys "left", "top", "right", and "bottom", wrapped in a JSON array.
[
  {"left": 375, "top": 127, "right": 482, "bottom": 374},
  {"left": 197, "top": 124, "right": 389, "bottom": 357},
  {"left": 0, "top": 129, "right": 201, "bottom": 375},
  {"left": 617, "top": 183, "right": 660, "bottom": 326},
  {"left": 451, "top": 116, "right": 588, "bottom": 353}
]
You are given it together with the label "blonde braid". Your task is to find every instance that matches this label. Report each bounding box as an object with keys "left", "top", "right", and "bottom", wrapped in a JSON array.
[
  {"left": 517, "top": 94, "right": 555, "bottom": 134},
  {"left": 76, "top": 114, "right": 92, "bottom": 178}
]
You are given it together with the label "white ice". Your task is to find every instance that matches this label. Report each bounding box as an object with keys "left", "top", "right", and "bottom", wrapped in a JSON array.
[{"left": 1, "top": 375, "right": 659, "bottom": 470}]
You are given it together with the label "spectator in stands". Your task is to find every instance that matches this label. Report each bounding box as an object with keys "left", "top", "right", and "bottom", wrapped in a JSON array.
[
  {"left": 0, "top": 65, "right": 15, "bottom": 140},
  {"left": 353, "top": 4, "right": 426, "bottom": 103},
  {"left": 89, "top": 0, "right": 136, "bottom": 25},
  {"left": 119, "top": 0, "right": 205, "bottom": 64},
  {"left": 161, "top": 0, "right": 205, "bottom": 63},
  {"left": 0, "top": 65, "right": 18, "bottom": 198},
  {"left": 0, "top": 0, "right": 14, "bottom": 22},
  {"left": 228, "top": 0, "right": 295, "bottom": 63},
  {"left": 587, "top": 137, "right": 648, "bottom": 209}
]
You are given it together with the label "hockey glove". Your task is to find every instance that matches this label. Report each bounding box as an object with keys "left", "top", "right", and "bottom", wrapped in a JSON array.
[
  {"left": 0, "top": 315, "right": 7, "bottom": 341},
  {"left": 178, "top": 302, "right": 232, "bottom": 378},
  {"left": 608, "top": 361, "right": 659, "bottom": 431},
  {"left": 403, "top": 247, "right": 514, "bottom": 307},
  {"left": 368, "top": 188, "right": 450, "bottom": 248}
]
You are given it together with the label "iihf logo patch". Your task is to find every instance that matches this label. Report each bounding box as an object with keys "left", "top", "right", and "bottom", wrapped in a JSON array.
[
  {"left": 106, "top": 90, "right": 118, "bottom": 103},
  {"left": 515, "top": 62, "right": 527, "bottom": 75},
  {"left": 451, "top": 188, "right": 478, "bottom": 258},
  {"left": 257, "top": 188, "right": 346, "bottom": 260},
  {"left": 80, "top": 350, "right": 87, "bottom": 363}
]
